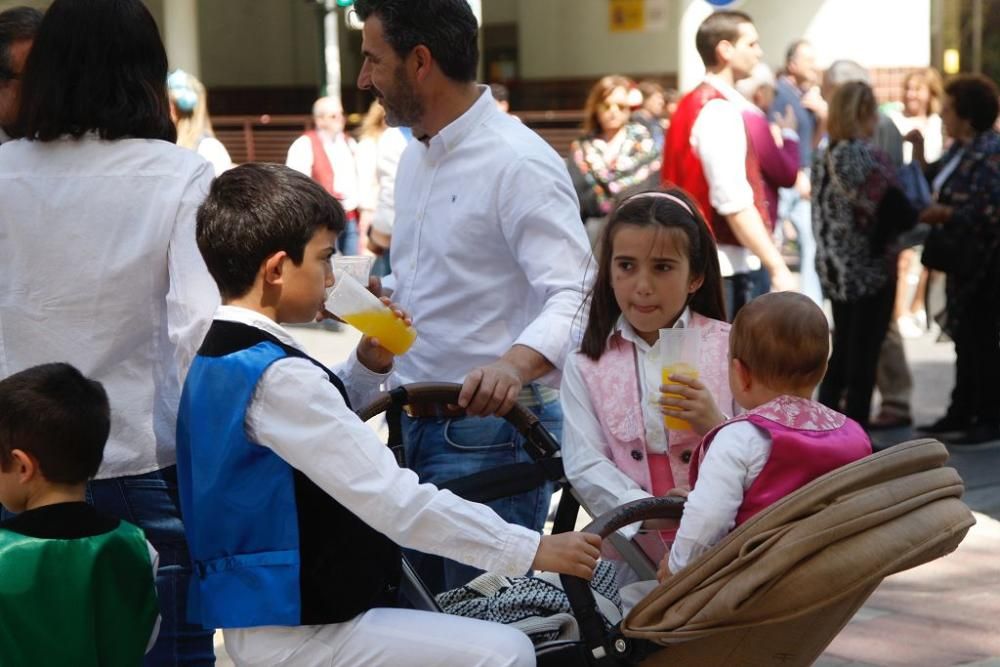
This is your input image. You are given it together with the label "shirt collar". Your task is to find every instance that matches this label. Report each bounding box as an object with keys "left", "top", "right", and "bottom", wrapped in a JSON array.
[
  {"left": 215, "top": 305, "right": 306, "bottom": 352},
  {"left": 704, "top": 73, "right": 755, "bottom": 111},
  {"left": 614, "top": 308, "right": 692, "bottom": 351},
  {"left": 425, "top": 85, "right": 496, "bottom": 161}
]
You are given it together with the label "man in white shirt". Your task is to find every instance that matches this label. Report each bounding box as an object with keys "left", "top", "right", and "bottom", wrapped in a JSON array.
[
  {"left": 662, "top": 10, "right": 794, "bottom": 319},
  {"left": 0, "top": 6, "right": 41, "bottom": 144},
  {"left": 286, "top": 96, "right": 362, "bottom": 254},
  {"left": 354, "top": 0, "right": 594, "bottom": 592}
]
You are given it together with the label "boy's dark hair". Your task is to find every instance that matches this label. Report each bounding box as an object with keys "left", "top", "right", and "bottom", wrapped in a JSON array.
[
  {"left": 197, "top": 163, "right": 346, "bottom": 300},
  {"left": 580, "top": 187, "right": 726, "bottom": 360},
  {"left": 0, "top": 363, "right": 110, "bottom": 484},
  {"left": 696, "top": 10, "right": 753, "bottom": 68},
  {"left": 0, "top": 6, "right": 42, "bottom": 81},
  {"left": 353, "top": 0, "right": 478, "bottom": 83},
  {"left": 945, "top": 74, "right": 1000, "bottom": 133},
  {"left": 730, "top": 292, "right": 830, "bottom": 391},
  {"left": 14, "top": 0, "right": 174, "bottom": 142}
]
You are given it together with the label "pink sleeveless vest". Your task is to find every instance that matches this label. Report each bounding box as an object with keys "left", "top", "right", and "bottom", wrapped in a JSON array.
[
  {"left": 575, "top": 313, "right": 733, "bottom": 496},
  {"left": 691, "top": 395, "right": 872, "bottom": 527}
]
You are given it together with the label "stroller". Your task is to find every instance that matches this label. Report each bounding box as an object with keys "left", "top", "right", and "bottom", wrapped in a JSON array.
[{"left": 357, "top": 383, "right": 975, "bottom": 667}]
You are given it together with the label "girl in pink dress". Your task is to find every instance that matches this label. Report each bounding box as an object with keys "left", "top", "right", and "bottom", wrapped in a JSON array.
[{"left": 561, "top": 188, "right": 734, "bottom": 574}]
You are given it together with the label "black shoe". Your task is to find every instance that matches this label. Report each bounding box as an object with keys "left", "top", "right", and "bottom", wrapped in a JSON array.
[
  {"left": 916, "top": 414, "right": 970, "bottom": 435},
  {"left": 946, "top": 423, "right": 1000, "bottom": 446}
]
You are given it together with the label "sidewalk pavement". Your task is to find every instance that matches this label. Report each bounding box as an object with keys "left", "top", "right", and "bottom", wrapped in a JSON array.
[{"left": 215, "top": 322, "right": 1000, "bottom": 666}]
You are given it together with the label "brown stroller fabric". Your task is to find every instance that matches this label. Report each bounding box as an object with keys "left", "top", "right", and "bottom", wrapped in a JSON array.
[{"left": 623, "top": 439, "right": 975, "bottom": 667}]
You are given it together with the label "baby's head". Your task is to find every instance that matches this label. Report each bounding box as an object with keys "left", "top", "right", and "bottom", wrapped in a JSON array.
[
  {"left": 0, "top": 363, "right": 110, "bottom": 512},
  {"left": 729, "top": 292, "right": 829, "bottom": 408}
]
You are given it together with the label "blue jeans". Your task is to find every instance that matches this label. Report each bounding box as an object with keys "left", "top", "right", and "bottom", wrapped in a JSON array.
[
  {"left": 778, "top": 185, "right": 823, "bottom": 307},
  {"left": 401, "top": 390, "right": 562, "bottom": 593},
  {"left": 723, "top": 270, "right": 768, "bottom": 321},
  {"left": 88, "top": 467, "right": 215, "bottom": 665},
  {"left": 338, "top": 215, "right": 360, "bottom": 256}
]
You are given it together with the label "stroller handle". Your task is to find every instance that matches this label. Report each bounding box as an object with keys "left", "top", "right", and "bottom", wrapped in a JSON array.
[
  {"left": 561, "top": 496, "right": 685, "bottom": 664},
  {"left": 355, "top": 381, "right": 560, "bottom": 460}
]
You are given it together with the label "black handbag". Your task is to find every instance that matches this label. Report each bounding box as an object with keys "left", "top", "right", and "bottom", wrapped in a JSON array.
[{"left": 921, "top": 224, "right": 972, "bottom": 277}]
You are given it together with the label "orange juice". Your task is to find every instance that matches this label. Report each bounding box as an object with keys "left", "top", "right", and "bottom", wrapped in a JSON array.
[
  {"left": 661, "top": 363, "right": 699, "bottom": 430},
  {"left": 342, "top": 309, "right": 417, "bottom": 355}
]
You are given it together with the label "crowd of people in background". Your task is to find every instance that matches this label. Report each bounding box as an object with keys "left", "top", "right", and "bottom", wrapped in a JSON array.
[{"left": 0, "top": 1, "right": 997, "bottom": 665}]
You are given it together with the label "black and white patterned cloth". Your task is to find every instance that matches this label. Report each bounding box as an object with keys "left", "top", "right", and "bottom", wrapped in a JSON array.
[{"left": 436, "top": 561, "right": 623, "bottom": 645}]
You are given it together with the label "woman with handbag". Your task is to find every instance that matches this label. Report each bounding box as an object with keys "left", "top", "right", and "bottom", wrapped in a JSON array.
[
  {"left": 812, "top": 81, "right": 917, "bottom": 429},
  {"left": 912, "top": 75, "right": 1000, "bottom": 446}
]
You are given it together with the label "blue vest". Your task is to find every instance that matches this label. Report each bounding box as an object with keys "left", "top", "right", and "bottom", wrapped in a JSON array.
[{"left": 176, "top": 321, "right": 401, "bottom": 628}]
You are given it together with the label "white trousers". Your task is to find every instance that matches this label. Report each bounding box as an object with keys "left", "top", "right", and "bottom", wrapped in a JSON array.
[{"left": 224, "top": 608, "right": 536, "bottom": 667}]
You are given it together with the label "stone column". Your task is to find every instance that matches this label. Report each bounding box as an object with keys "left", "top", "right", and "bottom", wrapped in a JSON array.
[{"left": 163, "top": 0, "right": 201, "bottom": 77}]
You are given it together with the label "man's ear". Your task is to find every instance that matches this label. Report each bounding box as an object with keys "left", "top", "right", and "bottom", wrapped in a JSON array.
[
  {"left": 9, "top": 449, "right": 38, "bottom": 484},
  {"left": 717, "top": 40, "right": 735, "bottom": 65},
  {"left": 263, "top": 251, "right": 289, "bottom": 287},
  {"left": 411, "top": 44, "right": 433, "bottom": 83}
]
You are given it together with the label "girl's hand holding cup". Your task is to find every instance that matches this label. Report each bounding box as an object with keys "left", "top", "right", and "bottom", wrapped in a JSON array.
[{"left": 658, "top": 373, "right": 726, "bottom": 436}]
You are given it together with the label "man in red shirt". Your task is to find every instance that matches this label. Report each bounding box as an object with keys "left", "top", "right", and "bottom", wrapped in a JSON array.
[{"left": 663, "top": 10, "right": 793, "bottom": 318}]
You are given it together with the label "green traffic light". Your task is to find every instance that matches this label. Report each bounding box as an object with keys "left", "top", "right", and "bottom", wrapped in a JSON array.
[{"left": 336, "top": 0, "right": 354, "bottom": 6}]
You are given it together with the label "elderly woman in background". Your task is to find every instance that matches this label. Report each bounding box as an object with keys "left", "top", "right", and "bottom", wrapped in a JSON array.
[
  {"left": 813, "top": 81, "right": 917, "bottom": 428},
  {"left": 567, "top": 74, "right": 662, "bottom": 246},
  {"left": 912, "top": 75, "right": 1000, "bottom": 445},
  {"left": 167, "top": 68, "right": 233, "bottom": 176}
]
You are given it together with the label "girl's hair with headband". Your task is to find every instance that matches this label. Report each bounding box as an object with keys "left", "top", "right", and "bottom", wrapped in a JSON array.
[{"left": 579, "top": 187, "right": 725, "bottom": 360}]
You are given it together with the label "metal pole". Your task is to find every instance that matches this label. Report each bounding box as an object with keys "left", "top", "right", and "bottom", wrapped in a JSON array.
[
  {"left": 323, "top": 0, "right": 342, "bottom": 103},
  {"left": 972, "top": 0, "right": 983, "bottom": 73}
]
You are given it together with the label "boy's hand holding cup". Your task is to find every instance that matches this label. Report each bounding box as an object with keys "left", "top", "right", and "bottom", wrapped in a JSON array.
[{"left": 324, "top": 268, "right": 416, "bottom": 372}]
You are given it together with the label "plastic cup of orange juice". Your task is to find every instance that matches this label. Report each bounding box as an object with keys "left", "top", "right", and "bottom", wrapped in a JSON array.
[
  {"left": 324, "top": 269, "right": 417, "bottom": 355},
  {"left": 332, "top": 255, "right": 374, "bottom": 286},
  {"left": 659, "top": 328, "right": 701, "bottom": 430}
]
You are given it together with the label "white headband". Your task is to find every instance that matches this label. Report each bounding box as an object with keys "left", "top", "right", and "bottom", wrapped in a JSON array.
[{"left": 621, "top": 191, "right": 695, "bottom": 217}]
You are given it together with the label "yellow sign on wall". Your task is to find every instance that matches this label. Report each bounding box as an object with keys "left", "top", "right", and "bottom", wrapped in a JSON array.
[{"left": 610, "top": 0, "right": 645, "bottom": 33}]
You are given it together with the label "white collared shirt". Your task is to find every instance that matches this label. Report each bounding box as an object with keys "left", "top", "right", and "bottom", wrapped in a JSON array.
[
  {"left": 0, "top": 135, "right": 218, "bottom": 479},
  {"left": 385, "top": 86, "right": 594, "bottom": 387},
  {"left": 668, "top": 420, "right": 770, "bottom": 573},
  {"left": 212, "top": 305, "right": 540, "bottom": 580},
  {"left": 691, "top": 74, "right": 760, "bottom": 276},
  {"left": 560, "top": 311, "right": 696, "bottom": 532}
]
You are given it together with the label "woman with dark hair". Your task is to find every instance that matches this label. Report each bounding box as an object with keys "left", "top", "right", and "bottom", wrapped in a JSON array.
[
  {"left": 913, "top": 74, "right": 1000, "bottom": 445},
  {"left": 568, "top": 75, "right": 662, "bottom": 246},
  {"left": 0, "top": 0, "right": 217, "bottom": 663},
  {"left": 812, "top": 81, "right": 917, "bottom": 429}
]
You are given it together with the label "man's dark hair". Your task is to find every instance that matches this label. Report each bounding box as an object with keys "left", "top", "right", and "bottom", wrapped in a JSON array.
[
  {"left": 0, "top": 363, "right": 110, "bottom": 484},
  {"left": 354, "top": 0, "right": 478, "bottom": 82},
  {"left": 695, "top": 10, "right": 753, "bottom": 68},
  {"left": 945, "top": 74, "right": 1000, "bottom": 133},
  {"left": 785, "top": 39, "right": 810, "bottom": 67},
  {"left": 197, "top": 163, "right": 346, "bottom": 300},
  {"left": 0, "top": 6, "right": 41, "bottom": 81},
  {"left": 14, "top": 0, "right": 174, "bottom": 142}
]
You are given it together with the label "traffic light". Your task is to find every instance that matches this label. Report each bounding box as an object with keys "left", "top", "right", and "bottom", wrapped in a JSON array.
[{"left": 336, "top": 0, "right": 354, "bottom": 6}]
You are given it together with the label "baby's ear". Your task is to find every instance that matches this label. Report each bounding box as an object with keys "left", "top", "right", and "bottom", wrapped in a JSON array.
[{"left": 731, "top": 357, "right": 753, "bottom": 391}]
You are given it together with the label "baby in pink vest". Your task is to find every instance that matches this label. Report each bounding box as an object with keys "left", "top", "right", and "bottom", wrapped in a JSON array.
[
  {"left": 561, "top": 188, "right": 735, "bottom": 575},
  {"left": 660, "top": 292, "right": 872, "bottom": 579}
]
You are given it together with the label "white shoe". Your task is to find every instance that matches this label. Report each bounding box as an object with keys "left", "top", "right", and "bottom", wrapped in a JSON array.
[{"left": 898, "top": 315, "right": 924, "bottom": 339}]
